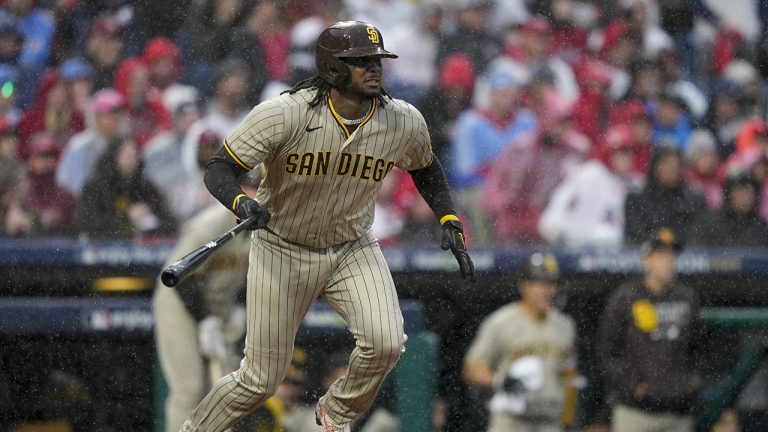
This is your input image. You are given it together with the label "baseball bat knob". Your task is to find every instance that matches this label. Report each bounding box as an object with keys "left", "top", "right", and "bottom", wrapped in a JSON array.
[{"left": 161, "top": 268, "right": 181, "bottom": 287}]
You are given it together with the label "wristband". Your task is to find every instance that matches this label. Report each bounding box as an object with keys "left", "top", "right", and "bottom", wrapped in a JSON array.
[
  {"left": 440, "top": 214, "right": 460, "bottom": 225},
  {"left": 231, "top": 193, "right": 247, "bottom": 211}
]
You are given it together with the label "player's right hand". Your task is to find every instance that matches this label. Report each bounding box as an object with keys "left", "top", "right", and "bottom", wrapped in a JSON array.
[
  {"left": 235, "top": 197, "right": 271, "bottom": 230},
  {"left": 441, "top": 219, "right": 476, "bottom": 282}
]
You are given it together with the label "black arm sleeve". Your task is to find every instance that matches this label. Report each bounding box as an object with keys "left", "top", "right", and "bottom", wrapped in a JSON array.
[
  {"left": 408, "top": 155, "right": 457, "bottom": 221},
  {"left": 174, "top": 276, "right": 210, "bottom": 322},
  {"left": 204, "top": 147, "right": 251, "bottom": 212}
]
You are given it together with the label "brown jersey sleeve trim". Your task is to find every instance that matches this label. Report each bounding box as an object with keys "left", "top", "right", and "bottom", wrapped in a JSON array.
[{"left": 223, "top": 138, "right": 253, "bottom": 170}]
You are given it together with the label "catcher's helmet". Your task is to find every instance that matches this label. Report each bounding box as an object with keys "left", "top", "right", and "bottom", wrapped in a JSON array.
[{"left": 315, "top": 21, "right": 398, "bottom": 86}]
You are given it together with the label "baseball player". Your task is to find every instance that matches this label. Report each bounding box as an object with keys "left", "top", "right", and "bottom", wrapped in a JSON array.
[
  {"left": 180, "top": 20, "right": 475, "bottom": 432},
  {"left": 463, "top": 253, "right": 578, "bottom": 432},
  {"left": 154, "top": 172, "right": 259, "bottom": 432}
]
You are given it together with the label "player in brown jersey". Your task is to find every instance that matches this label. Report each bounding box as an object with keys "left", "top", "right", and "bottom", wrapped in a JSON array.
[{"left": 180, "top": 21, "right": 474, "bottom": 432}]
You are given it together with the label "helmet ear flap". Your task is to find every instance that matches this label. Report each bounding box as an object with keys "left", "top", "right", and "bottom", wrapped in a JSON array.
[{"left": 319, "top": 57, "right": 350, "bottom": 87}]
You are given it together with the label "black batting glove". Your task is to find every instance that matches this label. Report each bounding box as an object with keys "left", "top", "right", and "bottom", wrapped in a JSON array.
[
  {"left": 440, "top": 219, "right": 476, "bottom": 282},
  {"left": 235, "top": 196, "right": 271, "bottom": 231}
]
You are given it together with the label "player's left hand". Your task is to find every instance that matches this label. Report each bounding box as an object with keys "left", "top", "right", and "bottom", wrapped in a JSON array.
[
  {"left": 441, "top": 219, "right": 476, "bottom": 282},
  {"left": 235, "top": 197, "right": 271, "bottom": 231}
]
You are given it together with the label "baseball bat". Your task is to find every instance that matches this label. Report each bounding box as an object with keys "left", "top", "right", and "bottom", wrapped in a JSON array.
[{"left": 161, "top": 215, "right": 264, "bottom": 287}]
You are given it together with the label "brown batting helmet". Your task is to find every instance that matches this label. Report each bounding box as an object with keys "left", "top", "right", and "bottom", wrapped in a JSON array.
[{"left": 315, "top": 21, "right": 398, "bottom": 86}]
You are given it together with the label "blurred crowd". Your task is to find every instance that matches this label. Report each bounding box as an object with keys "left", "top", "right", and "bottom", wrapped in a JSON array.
[{"left": 0, "top": 0, "right": 768, "bottom": 248}]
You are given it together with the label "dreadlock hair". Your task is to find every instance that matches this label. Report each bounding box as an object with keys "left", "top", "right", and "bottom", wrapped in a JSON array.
[{"left": 282, "top": 75, "right": 392, "bottom": 107}]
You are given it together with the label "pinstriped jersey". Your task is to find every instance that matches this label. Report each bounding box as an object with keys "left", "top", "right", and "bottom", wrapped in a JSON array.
[{"left": 224, "top": 88, "right": 433, "bottom": 248}]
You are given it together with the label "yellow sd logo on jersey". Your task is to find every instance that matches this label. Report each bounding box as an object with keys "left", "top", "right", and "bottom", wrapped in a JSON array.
[
  {"left": 631, "top": 300, "right": 659, "bottom": 333},
  {"left": 367, "top": 27, "right": 379, "bottom": 44}
]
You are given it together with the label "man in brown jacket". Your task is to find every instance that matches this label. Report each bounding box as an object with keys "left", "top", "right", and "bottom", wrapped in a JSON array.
[{"left": 598, "top": 228, "right": 704, "bottom": 432}]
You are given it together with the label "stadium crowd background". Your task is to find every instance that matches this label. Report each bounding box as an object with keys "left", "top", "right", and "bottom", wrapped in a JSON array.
[
  {"left": 1, "top": 0, "right": 768, "bottom": 431},
  {"left": 2, "top": 0, "right": 768, "bottom": 249}
]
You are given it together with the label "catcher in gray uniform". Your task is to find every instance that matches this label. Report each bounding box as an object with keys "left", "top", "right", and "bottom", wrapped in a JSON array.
[{"left": 180, "top": 20, "right": 475, "bottom": 432}]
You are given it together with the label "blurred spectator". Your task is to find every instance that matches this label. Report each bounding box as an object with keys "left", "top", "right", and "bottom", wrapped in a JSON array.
[
  {"left": 548, "top": 0, "right": 590, "bottom": 63},
  {"left": 343, "top": 0, "right": 416, "bottom": 33},
  {"left": 520, "top": 66, "right": 559, "bottom": 118},
  {"left": 685, "top": 129, "right": 724, "bottom": 210},
  {"left": 0, "top": 65, "right": 21, "bottom": 128},
  {"left": 448, "top": 72, "right": 536, "bottom": 245},
  {"left": 0, "top": 155, "right": 34, "bottom": 237},
  {"left": 229, "top": 3, "right": 275, "bottom": 106},
  {"left": 657, "top": 49, "right": 708, "bottom": 122},
  {"left": 0, "top": 122, "right": 19, "bottom": 159},
  {"left": 384, "top": 0, "right": 443, "bottom": 106},
  {"left": 56, "top": 88, "right": 127, "bottom": 196},
  {"left": 86, "top": 15, "right": 125, "bottom": 91},
  {"left": 463, "top": 252, "right": 578, "bottom": 432},
  {"left": 18, "top": 71, "right": 85, "bottom": 160},
  {"left": 72, "top": 0, "right": 148, "bottom": 58},
  {"left": 49, "top": 0, "right": 81, "bottom": 65},
  {"left": 539, "top": 125, "right": 641, "bottom": 248},
  {"left": 704, "top": 79, "right": 750, "bottom": 160},
  {"left": 437, "top": 0, "right": 501, "bottom": 73},
  {"left": 572, "top": 59, "right": 614, "bottom": 145},
  {"left": 489, "top": 17, "right": 579, "bottom": 104},
  {"left": 113, "top": 57, "right": 172, "bottom": 149},
  {"left": 24, "top": 133, "right": 76, "bottom": 236},
  {"left": 658, "top": 0, "right": 720, "bottom": 79},
  {"left": 597, "top": 19, "right": 638, "bottom": 100},
  {"left": 180, "top": 0, "right": 250, "bottom": 95},
  {"left": 245, "top": 1, "right": 290, "bottom": 82},
  {"left": 624, "top": 145, "right": 707, "bottom": 244},
  {"left": 606, "top": 101, "right": 653, "bottom": 176},
  {"left": 77, "top": 135, "right": 175, "bottom": 239},
  {"left": 622, "top": 0, "right": 675, "bottom": 60},
  {"left": 722, "top": 60, "right": 764, "bottom": 119},
  {"left": 621, "top": 59, "right": 660, "bottom": 107},
  {"left": 725, "top": 122, "right": 768, "bottom": 222},
  {"left": 690, "top": 171, "right": 768, "bottom": 247},
  {"left": 60, "top": 58, "right": 95, "bottom": 115},
  {"left": 286, "top": 15, "right": 326, "bottom": 84},
  {"left": 420, "top": 53, "right": 475, "bottom": 163},
  {"left": 144, "top": 101, "right": 202, "bottom": 223},
  {"left": 0, "top": 0, "right": 54, "bottom": 105},
  {"left": 598, "top": 228, "right": 703, "bottom": 432},
  {"left": 712, "top": 27, "right": 747, "bottom": 76},
  {"left": 142, "top": 0, "right": 193, "bottom": 39},
  {"left": 482, "top": 90, "right": 589, "bottom": 245},
  {"left": 651, "top": 88, "right": 692, "bottom": 152},
  {"left": 0, "top": 13, "right": 32, "bottom": 108},
  {"left": 141, "top": 37, "right": 186, "bottom": 104}
]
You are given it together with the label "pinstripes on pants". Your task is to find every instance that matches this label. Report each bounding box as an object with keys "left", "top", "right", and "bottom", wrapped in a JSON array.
[{"left": 182, "top": 229, "right": 404, "bottom": 431}]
